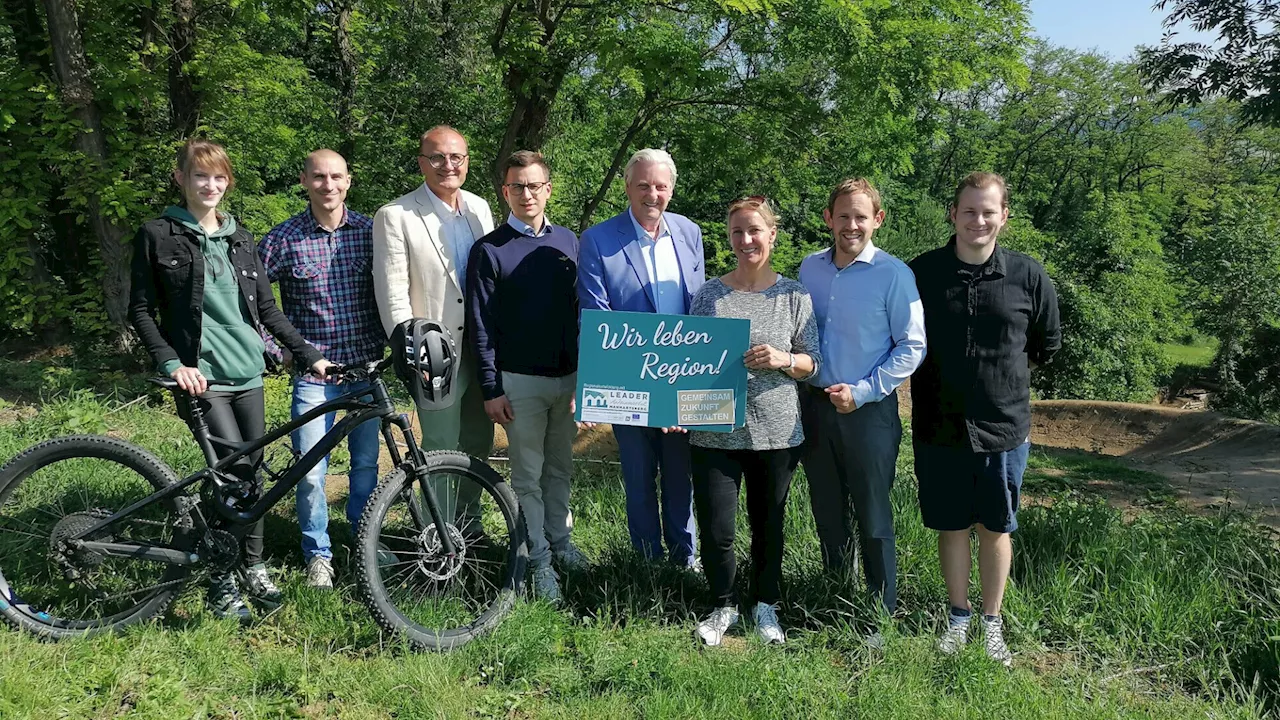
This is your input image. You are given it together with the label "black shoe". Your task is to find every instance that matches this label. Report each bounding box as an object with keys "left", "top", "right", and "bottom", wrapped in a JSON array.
[{"left": 207, "top": 574, "right": 252, "bottom": 623}]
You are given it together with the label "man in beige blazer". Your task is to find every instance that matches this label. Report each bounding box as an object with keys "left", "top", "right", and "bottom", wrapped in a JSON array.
[{"left": 374, "top": 126, "right": 495, "bottom": 530}]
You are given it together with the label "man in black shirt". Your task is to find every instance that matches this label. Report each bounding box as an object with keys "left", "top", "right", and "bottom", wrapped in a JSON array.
[
  {"left": 909, "top": 172, "right": 1061, "bottom": 667},
  {"left": 467, "top": 151, "right": 586, "bottom": 603}
]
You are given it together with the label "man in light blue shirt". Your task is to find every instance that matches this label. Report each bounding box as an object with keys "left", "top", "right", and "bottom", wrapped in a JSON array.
[
  {"left": 423, "top": 182, "right": 476, "bottom": 294},
  {"left": 798, "top": 178, "right": 925, "bottom": 632}
]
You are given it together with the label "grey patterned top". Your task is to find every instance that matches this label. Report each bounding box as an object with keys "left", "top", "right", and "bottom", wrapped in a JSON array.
[{"left": 688, "top": 276, "right": 821, "bottom": 450}]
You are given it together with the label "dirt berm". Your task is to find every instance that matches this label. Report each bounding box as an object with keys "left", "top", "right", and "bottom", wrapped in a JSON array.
[
  {"left": 1030, "top": 400, "right": 1280, "bottom": 525},
  {"left": 492, "top": 399, "right": 1280, "bottom": 526}
]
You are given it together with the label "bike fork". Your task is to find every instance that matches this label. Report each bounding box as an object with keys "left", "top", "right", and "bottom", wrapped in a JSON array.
[{"left": 386, "top": 414, "right": 458, "bottom": 556}]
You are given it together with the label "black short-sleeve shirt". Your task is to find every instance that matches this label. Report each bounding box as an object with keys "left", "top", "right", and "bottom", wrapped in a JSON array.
[{"left": 908, "top": 239, "right": 1062, "bottom": 453}]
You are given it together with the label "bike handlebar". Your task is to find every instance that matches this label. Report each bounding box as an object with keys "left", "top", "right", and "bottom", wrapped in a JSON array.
[{"left": 149, "top": 356, "right": 395, "bottom": 395}]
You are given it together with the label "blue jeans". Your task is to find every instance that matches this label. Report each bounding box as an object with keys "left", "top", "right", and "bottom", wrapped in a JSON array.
[{"left": 291, "top": 377, "right": 381, "bottom": 561}]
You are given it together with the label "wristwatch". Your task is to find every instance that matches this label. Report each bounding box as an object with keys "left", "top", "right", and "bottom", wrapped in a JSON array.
[{"left": 786, "top": 353, "right": 795, "bottom": 371}]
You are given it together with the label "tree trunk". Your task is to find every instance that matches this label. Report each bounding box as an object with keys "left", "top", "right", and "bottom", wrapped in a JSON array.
[
  {"left": 2, "top": 0, "right": 49, "bottom": 72},
  {"left": 168, "top": 0, "right": 198, "bottom": 135},
  {"left": 42, "top": 0, "right": 133, "bottom": 345},
  {"left": 489, "top": 60, "right": 570, "bottom": 203},
  {"left": 578, "top": 98, "right": 654, "bottom": 232},
  {"left": 333, "top": 0, "right": 358, "bottom": 162}
]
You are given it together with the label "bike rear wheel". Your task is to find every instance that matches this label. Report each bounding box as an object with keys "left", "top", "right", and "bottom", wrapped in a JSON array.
[
  {"left": 356, "top": 451, "right": 525, "bottom": 651},
  {"left": 0, "top": 435, "right": 193, "bottom": 639}
]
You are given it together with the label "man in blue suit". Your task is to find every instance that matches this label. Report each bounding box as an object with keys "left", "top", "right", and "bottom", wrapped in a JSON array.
[{"left": 577, "top": 148, "right": 705, "bottom": 568}]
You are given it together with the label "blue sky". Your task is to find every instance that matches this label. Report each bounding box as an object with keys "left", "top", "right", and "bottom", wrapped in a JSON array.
[{"left": 1029, "top": 0, "right": 1215, "bottom": 59}]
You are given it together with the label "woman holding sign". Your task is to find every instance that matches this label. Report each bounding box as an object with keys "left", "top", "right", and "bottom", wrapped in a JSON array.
[{"left": 687, "top": 196, "right": 821, "bottom": 646}]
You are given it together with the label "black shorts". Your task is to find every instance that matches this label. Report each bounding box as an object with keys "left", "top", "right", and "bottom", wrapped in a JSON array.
[{"left": 914, "top": 441, "right": 1030, "bottom": 533}]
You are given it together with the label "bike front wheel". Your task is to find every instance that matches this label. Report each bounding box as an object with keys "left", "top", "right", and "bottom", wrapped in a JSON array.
[{"left": 355, "top": 451, "right": 525, "bottom": 651}]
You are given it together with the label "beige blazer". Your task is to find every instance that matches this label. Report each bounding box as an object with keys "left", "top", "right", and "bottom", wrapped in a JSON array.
[{"left": 373, "top": 184, "right": 494, "bottom": 347}]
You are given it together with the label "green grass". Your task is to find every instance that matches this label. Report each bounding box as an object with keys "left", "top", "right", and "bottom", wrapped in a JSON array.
[
  {"left": 0, "top": 358, "right": 1278, "bottom": 718},
  {"left": 1161, "top": 337, "right": 1219, "bottom": 369}
]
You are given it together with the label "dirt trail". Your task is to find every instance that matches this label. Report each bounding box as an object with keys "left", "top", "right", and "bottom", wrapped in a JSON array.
[
  {"left": 1031, "top": 400, "right": 1280, "bottom": 526},
  {"left": 415, "top": 398, "right": 1280, "bottom": 526}
]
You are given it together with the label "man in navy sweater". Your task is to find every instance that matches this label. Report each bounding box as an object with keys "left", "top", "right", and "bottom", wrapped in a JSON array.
[{"left": 466, "top": 151, "right": 585, "bottom": 603}]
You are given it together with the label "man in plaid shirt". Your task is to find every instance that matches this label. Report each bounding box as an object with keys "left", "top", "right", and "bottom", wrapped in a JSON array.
[{"left": 258, "top": 149, "right": 384, "bottom": 588}]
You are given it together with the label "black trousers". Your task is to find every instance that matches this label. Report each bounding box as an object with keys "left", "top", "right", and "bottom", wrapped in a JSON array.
[
  {"left": 691, "top": 445, "right": 801, "bottom": 608},
  {"left": 800, "top": 387, "right": 901, "bottom": 613},
  {"left": 196, "top": 386, "right": 267, "bottom": 567}
]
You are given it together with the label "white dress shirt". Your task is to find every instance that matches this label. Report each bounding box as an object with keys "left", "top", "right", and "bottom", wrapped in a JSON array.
[{"left": 628, "top": 208, "right": 685, "bottom": 315}]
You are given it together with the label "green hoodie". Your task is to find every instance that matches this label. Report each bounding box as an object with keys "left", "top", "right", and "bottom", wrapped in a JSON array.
[{"left": 160, "top": 206, "right": 265, "bottom": 391}]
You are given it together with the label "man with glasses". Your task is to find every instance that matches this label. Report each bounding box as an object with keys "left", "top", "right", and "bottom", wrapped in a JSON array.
[
  {"left": 374, "top": 126, "right": 495, "bottom": 528},
  {"left": 466, "top": 151, "right": 585, "bottom": 602}
]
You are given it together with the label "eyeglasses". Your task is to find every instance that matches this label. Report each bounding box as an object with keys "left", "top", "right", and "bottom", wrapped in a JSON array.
[
  {"left": 503, "top": 181, "right": 550, "bottom": 195},
  {"left": 730, "top": 194, "right": 770, "bottom": 209},
  {"left": 420, "top": 153, "right": 468, "bottom": 169}
]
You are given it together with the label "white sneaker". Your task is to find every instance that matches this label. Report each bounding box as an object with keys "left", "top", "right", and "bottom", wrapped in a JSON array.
[
  {"left": 238, "top": 563, "right": 283, "bottom": 604},
  {"left": 752, "top": 602, "right": 786, "bottom": 644},
  {"left": 553, "top": 542, "right": 589, "bottom": 572},
  {"left": 983, "top": 615, "right": 1013, "bottom": 667},
  {"left": 938, "top": 608, "right": 972, "bottom": 655},
  {"left": 696, "top": 606, "right": 740, "bottom": 646},
  {"left": 306, "top": 556, "right": 334, "bottom": 589},
  {"left": 531, "top": 563, "right": 562, "bottom": 603}
]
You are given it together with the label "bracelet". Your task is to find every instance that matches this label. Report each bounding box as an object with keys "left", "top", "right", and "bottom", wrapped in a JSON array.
[{"left": 787, "top": 353, "right": 795, "bottom": 371}]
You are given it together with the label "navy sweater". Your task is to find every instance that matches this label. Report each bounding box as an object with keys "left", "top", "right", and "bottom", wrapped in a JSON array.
[{"left": 466, "top": 221, "right": 580, "bottom": 400}]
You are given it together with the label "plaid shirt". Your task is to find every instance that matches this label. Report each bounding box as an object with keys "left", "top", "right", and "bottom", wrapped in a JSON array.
[{"left": 258, "top": 206, "right": 384, "bottom": 369}]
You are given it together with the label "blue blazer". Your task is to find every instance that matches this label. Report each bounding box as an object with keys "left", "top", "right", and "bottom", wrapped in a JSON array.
[{"left": 577, "top": 210, "right": 705, "bottom": 313}]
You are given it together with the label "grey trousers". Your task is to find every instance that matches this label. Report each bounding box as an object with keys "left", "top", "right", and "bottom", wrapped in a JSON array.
[
  {"left": 801, "top": 387, "right": 902, "bottom": 613},
  {"left": 416, "top": 346, "right": 495, "bottom": 532},
  {"left": 501, "top": 371, "right": 576, "bottom": 567}
]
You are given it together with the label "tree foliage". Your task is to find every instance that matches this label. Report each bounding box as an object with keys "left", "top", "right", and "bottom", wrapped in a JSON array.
[
  {"left": 1140, "top": 0, "right": 1280, "bottom": 126},
  {"left": 3, "top": 0, "right": 1280, "bottom": 417}
]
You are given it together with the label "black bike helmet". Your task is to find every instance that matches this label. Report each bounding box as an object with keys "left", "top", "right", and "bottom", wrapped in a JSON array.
[{"left": 392, "top": 318, "right": 457, "bottom": 410}]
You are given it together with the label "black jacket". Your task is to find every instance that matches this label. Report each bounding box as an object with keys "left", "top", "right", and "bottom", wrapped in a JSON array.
[
  {"left": 128, "top": 215, "right": 322, "bottom": 374},
  {"left": 908, "top": 240, "right": 1062, "bottom": 453}
]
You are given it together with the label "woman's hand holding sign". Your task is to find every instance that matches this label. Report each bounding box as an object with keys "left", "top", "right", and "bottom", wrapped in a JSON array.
[
  {"left": 744, "top": 343, "right": 814, "bottom": 380},
  {"left": 743, "top": 343, "right": 789, "bottom": 371}
]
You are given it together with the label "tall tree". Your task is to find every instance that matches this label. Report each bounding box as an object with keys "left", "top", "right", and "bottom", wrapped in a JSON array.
[
  {"left": 332, "top": 0, "right": 357, "bottom": 162},
  {"left": 168, "top": 0, "right": 198, "bottom": 134},
  {"left": 1141, "top": 0, "right": 1280, "bottom": 125},
  {"left": 41, "top": 0, "right": 132, "bottom": 343}
]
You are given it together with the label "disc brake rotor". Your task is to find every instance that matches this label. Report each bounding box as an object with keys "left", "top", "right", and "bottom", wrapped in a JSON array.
[{"left": 415, "top": 523, "right": 467, "bottom": 581}]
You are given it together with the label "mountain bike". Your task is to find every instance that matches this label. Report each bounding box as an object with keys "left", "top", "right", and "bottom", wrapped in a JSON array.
[{"left": 0, "top": 357, "right": 526, "bottom": 651}]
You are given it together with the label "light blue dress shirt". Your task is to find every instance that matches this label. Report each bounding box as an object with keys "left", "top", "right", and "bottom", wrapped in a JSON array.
[
  {"left": 424, "top": 184, "right": 477, "bottom": 294},
  {"left": 507, "top": 212, "right": 551, "bottom": 238},
  {"left": 628, "top": 208, "right": 686, "bottom": 315},
  {"left": 799, "top": 242, "right": 927, "bottom": 408}
]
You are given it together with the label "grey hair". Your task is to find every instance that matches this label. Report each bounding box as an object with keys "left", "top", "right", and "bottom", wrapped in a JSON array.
[{"left": 623, "top": 148, "right": 678, "bottom": 185}]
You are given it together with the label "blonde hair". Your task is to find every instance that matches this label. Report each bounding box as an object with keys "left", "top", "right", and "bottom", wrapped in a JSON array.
[
  {"left": 953, "top": 171, "right": 1008, "bottom": 208},
  {"left": 827, "top": 178, "right": 881, "bottom": 214},
  {"left": 175, "top": 138, "right": 235, "bottom": 191},
  {"left": 726, "top": 195, "right": 777, "bottom": 228}
]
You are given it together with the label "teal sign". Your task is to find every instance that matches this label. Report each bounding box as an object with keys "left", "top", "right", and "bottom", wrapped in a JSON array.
[{"left": 575, "top": 310, "right": 750, "bottom": 432}]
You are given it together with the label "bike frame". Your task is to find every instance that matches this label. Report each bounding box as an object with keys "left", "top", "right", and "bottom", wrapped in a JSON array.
[{"left": 66, "top": 366, "right": 456, "bottom": 564}]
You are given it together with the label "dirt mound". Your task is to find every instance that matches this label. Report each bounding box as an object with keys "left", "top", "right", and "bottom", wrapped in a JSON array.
[{"left": 1032, "top": 400, "right": 1280, "bottom": 525}]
